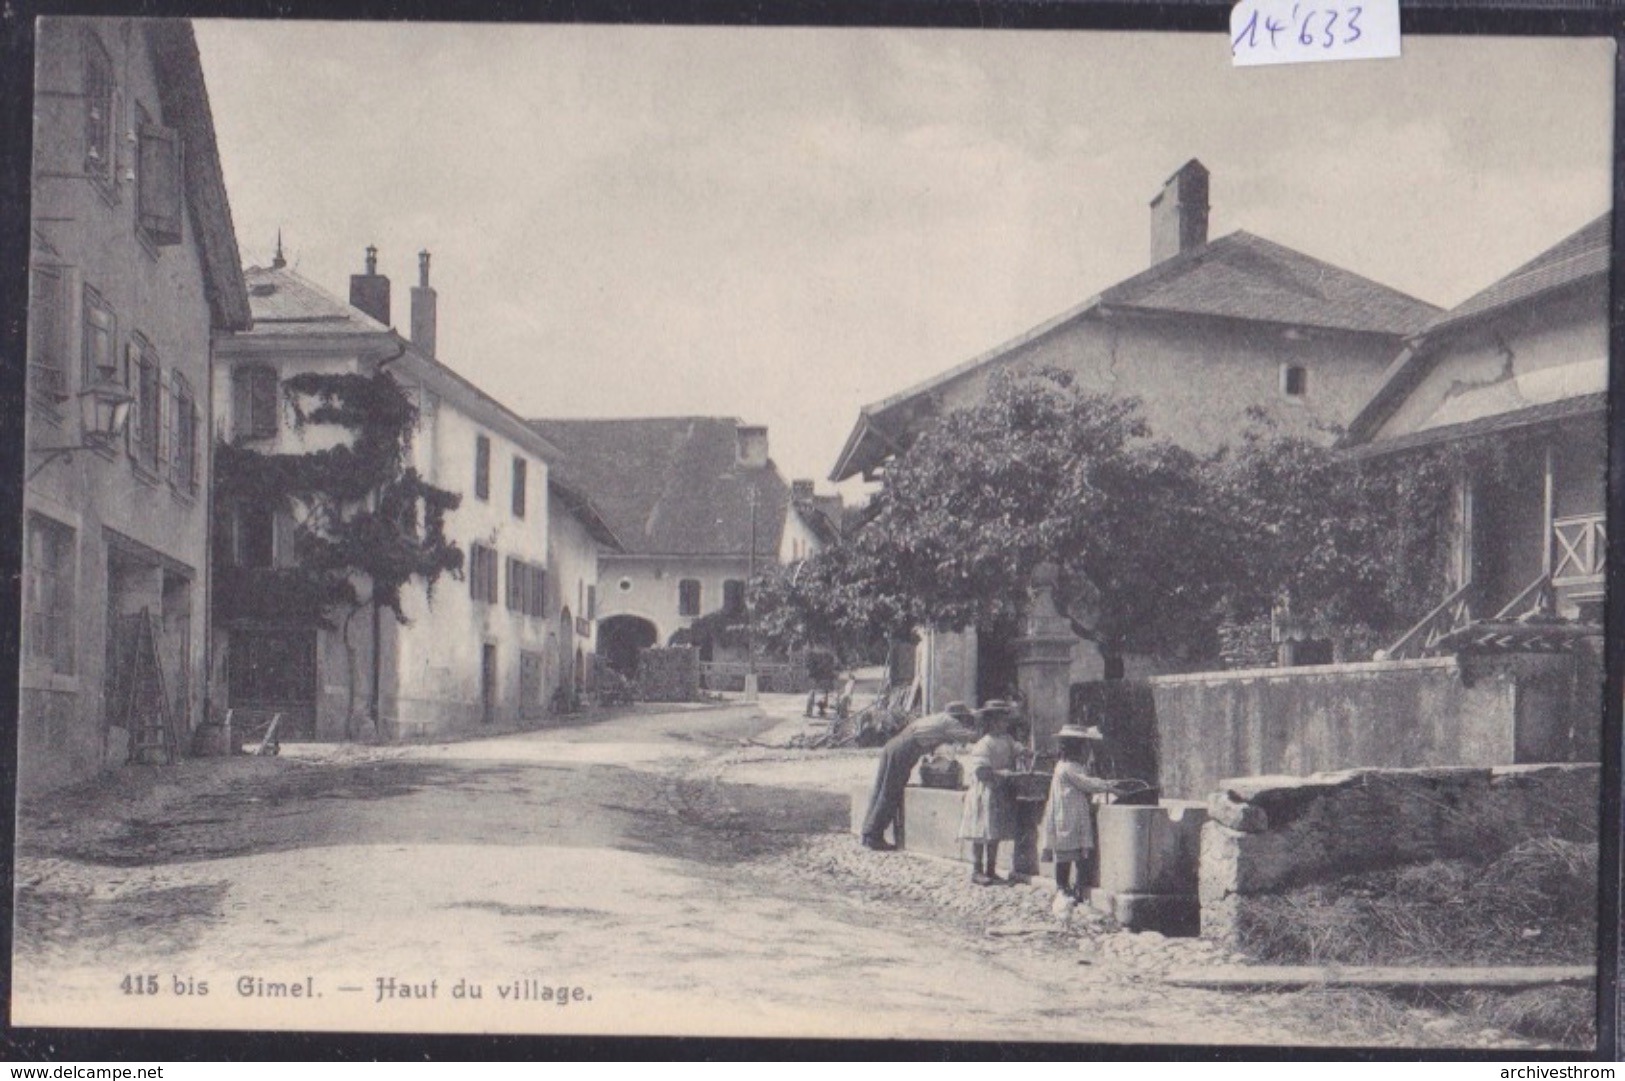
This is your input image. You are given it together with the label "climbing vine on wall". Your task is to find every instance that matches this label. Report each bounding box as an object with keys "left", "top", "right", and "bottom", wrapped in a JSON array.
[{"left": 213, "top": 369, "right": 464, "bottom": 627}]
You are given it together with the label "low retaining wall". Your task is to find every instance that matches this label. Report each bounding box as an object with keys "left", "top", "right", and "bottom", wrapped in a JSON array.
[
  {"left": 1199, "top": 763, "right": 1600, "bottom": 945},
  {"left": 1151, "top": 652, "right": 1594, "bottom": 800}
]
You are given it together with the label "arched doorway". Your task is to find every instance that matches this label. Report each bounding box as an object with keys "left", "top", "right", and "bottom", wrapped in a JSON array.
[
  {"left": 598, "top": 615, "right": 657, "bottom": 677},
  {"left": 559, "top": 608, "right": 575, "bottom": 697}
]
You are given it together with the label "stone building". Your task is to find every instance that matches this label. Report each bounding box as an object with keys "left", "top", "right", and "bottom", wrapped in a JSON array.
[
  {"left": 827, "top": 160, "right": 1440, "bottom": 708},
  {"left": 526, "top": 417, "right": 840, "bottom": 677},
  {"left": 21, "top": 18, "right": 251, "bottom": 792},
  {"left": 212, "top": 248, "right": 618, "bottom": 739}
]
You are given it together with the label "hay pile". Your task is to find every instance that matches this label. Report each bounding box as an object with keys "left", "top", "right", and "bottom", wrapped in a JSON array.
[{"left": 1242, "top": 837, "right": 1597, "bottom": 968}]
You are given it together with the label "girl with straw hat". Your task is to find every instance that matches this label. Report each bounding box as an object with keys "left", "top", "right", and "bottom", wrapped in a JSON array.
[{"left": 1041, "top": 723, "right": 1123, "bottom": 903}]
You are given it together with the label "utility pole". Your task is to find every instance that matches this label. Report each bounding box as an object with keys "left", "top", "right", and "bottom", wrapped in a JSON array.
[{"left": 744, "top": 485, "right": 759, "bottom": 703}]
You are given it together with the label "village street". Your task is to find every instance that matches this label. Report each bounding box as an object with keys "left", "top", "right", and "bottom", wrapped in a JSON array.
[{"left": 13, "top": 700, "right": 1535, "bottom": 1049}]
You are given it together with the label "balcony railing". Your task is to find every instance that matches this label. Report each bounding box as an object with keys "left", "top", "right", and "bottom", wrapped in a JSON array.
[{"left": 1552, "top": 513, "right": 1606, "bottom": 585}]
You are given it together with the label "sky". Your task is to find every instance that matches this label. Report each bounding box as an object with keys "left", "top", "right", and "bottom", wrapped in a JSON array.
[{"left": 193, "top": 23, "right": 1614, "bottom": 495}]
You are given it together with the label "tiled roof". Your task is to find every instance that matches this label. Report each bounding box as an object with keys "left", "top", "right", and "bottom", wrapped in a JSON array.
[
  {"left": 1342, "top": 392, "right": 1606, "bottom": 460},
  {"left": 829, "top": 229, "right": 1436, "bottom": 480},
  {"left": 1423, "top": 213, "right": 1610, "bottom": 334},
  {"left": 239, "top": 265, "right": 393, "bottom": 336},
  {"left": 1097, "top": 231, "right": 1439, "bottom": 335},
  {"left": 527, "top": 417, "right": 789, "bottom": 558}
]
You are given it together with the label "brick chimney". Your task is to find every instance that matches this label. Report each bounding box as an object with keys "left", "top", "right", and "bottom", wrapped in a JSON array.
[
  {"left": 349, "top": 245, "right": 391, "bottom": 326},
  {"left": 1149, "top": 160, "right": 1210, "bottom": 265},
  {"left": 411, "top": 250, "right": 438, "bottom": 357},
  {"left": 791, "top": 479, "right": 815, "bottom": 501},
  {"left": 735, "top": 424, "right": 769, "bottom": 468}
]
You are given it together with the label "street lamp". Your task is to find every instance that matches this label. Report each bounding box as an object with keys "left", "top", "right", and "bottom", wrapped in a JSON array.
[{"left": 27, "top": 379, "right": 135, "bottom": 481}]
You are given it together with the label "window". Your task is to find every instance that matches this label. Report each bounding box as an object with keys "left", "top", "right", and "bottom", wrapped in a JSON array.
[
  {"left": 474, "top": 435, "right": 491, "bottom": 501},
  {"left": 586, "top": 584, "right": 597, "bottom": 620},
  {"left": 24, "top": 515, "right": 76, "bottom": 675},
  {"left": 505, "top": 557, "right": 546, "bottom": 617},
  {"left": 233, "top": 364, "right": 279, "bottom": 440},
  {"left": 678, "top": 578, "right": 702, "bottom": 617},
  {"left": 170, "top": 371, "right": 199, "bottom": 494},
  {"left": 723, "top": 579, "right": 745, "bottom": 615},
  {"left": 28, "top": 265, "right": 70, "bottom": 403},
  {"left": 235, "top": 502, "right": 276, "bottom": 568},
  {"left": 1282, "top": 364, "right": 1308, "bottom": 397},
  {"left": 81, "top": 285, "right": 117, "bottom": 384},
  {"left": 82, "top": 30, "right": 116, "bottom": 192},
  {"left": 127, "top": 339, "right": 160, "bottom": 472},
  {"left": 469, "top": 543, "right": 498, "bottom": 604},
  {"left": 511, "top": 456, "right": 527, "bottom": 518},
  {"left": 136, "top": 109, "right": 184, "bottom": 247}
]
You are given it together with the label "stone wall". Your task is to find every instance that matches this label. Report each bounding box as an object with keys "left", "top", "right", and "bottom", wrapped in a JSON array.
[
  {"left": 1199, "top": 763, "right": 1599, "bottom": 944},
  {"left": 1150, "top": 652, "right": 1596, "bottom": 800},
  {"left": 636, "top": 646, "right": 699, "bottom": 702}
]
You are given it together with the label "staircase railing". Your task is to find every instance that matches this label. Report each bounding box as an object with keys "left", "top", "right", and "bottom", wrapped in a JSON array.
[{"left": 1380, "top": 580, "right": 1474, "bottom": 661}]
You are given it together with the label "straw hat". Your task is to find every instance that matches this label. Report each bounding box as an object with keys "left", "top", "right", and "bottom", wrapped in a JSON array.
[
  {"left": 1057, "top": 724, "right": 1105, "bottom": 742},
  {"left": 944, "top": 701, "right": 974, "bottom": 721}
]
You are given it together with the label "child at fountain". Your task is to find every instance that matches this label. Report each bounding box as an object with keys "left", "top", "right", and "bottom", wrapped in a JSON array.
[
  {"left": 1041, "top": 724, "right": 1121, "bottom": 903},
  {"left": 957, "top": 701, "right": 1021, "bottom": 886}
]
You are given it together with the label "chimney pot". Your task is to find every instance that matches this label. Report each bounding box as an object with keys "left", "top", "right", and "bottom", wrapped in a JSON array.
[
  {"left": 411, "top": 249, "right": 438, "bottom": 357},
  {"left": 1150, "top": 159, "right": 1210, "bottom": 265},
  {"left": 792, "top": 479, "right": 815, "bottom": 501}
]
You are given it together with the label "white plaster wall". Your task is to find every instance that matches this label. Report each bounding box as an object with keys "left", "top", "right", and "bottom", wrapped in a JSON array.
[
  {"left": 211, "top": 350, "right": 361, "bottom": 453},
  {"left": 597, "top": 555, "right": 753, "bottom": 645},
  {"left": 391, "top": 390, "right": 552, "bottom": 732},
  {"left": 1372, "top": 285, "right": 1608, "bottom": 442},
  {"left": 779, "top": 505, "right": 826, "bottom": 563},
  {"left": 910, "top": 313, "right": 1394, "bottom": 452}
]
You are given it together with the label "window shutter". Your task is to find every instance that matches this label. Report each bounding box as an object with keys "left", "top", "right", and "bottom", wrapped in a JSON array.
[
  {"left": 249, "top": 368, "right": 278, "bottom": 438},
  {"left": 186, "top": 399, "right": 200, "bottom": 493},
  {"left": 156, "top": 367, "right": 172, "bottom": 475},
  {"left": 137, "top": 124, "right": 184, "bottom": 246}
]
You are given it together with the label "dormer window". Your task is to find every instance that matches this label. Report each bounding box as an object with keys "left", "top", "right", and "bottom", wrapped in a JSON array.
[{"left": 1281, "top": 364, "right": 1308, "bottom": 398}]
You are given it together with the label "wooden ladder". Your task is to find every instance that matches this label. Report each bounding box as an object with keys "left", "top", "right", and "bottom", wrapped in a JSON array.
[{"left": 124, "top": 610, "right": 179, "bottom": 766}]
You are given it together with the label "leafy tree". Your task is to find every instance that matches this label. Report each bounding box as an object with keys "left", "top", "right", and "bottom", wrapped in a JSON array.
[
  {"left": 785, "top": 367, "right": 1228, "bottom": 661},
  {"left": 214, "top": 369, "right": 463, "bottom": 738}
]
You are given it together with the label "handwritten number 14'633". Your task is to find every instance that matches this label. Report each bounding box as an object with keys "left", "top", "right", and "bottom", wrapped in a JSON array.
[{"left": 1233, "top": 4, "right": 1363, "bottom": 54}]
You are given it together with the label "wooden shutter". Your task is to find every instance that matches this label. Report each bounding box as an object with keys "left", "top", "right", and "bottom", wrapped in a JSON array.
[
  {"left": 475, "top": 436, "right": 491, "bottom": 501},
  {"left": 137, "top": 124, "right": 185, "bottom": 246},
  {"left": 512, "top": 458, "right": 527, "bottom": 518},
  {"left": 248, "top": 367, "right": 278, "bottom": 438}
]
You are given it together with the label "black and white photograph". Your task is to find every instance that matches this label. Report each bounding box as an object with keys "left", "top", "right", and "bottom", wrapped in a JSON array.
[{"left": 9, "top": 13, "right": 1616, "bottom": 1052}]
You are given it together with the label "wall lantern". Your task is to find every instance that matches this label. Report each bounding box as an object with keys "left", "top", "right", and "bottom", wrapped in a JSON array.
[{"left": 27, "top": 379, "right": 135, "bottom": 481}]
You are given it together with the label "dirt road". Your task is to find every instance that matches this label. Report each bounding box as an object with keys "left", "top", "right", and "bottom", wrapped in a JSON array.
[{"left": 12, "top": 701, "right": 1532, "bottom": 1048}]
